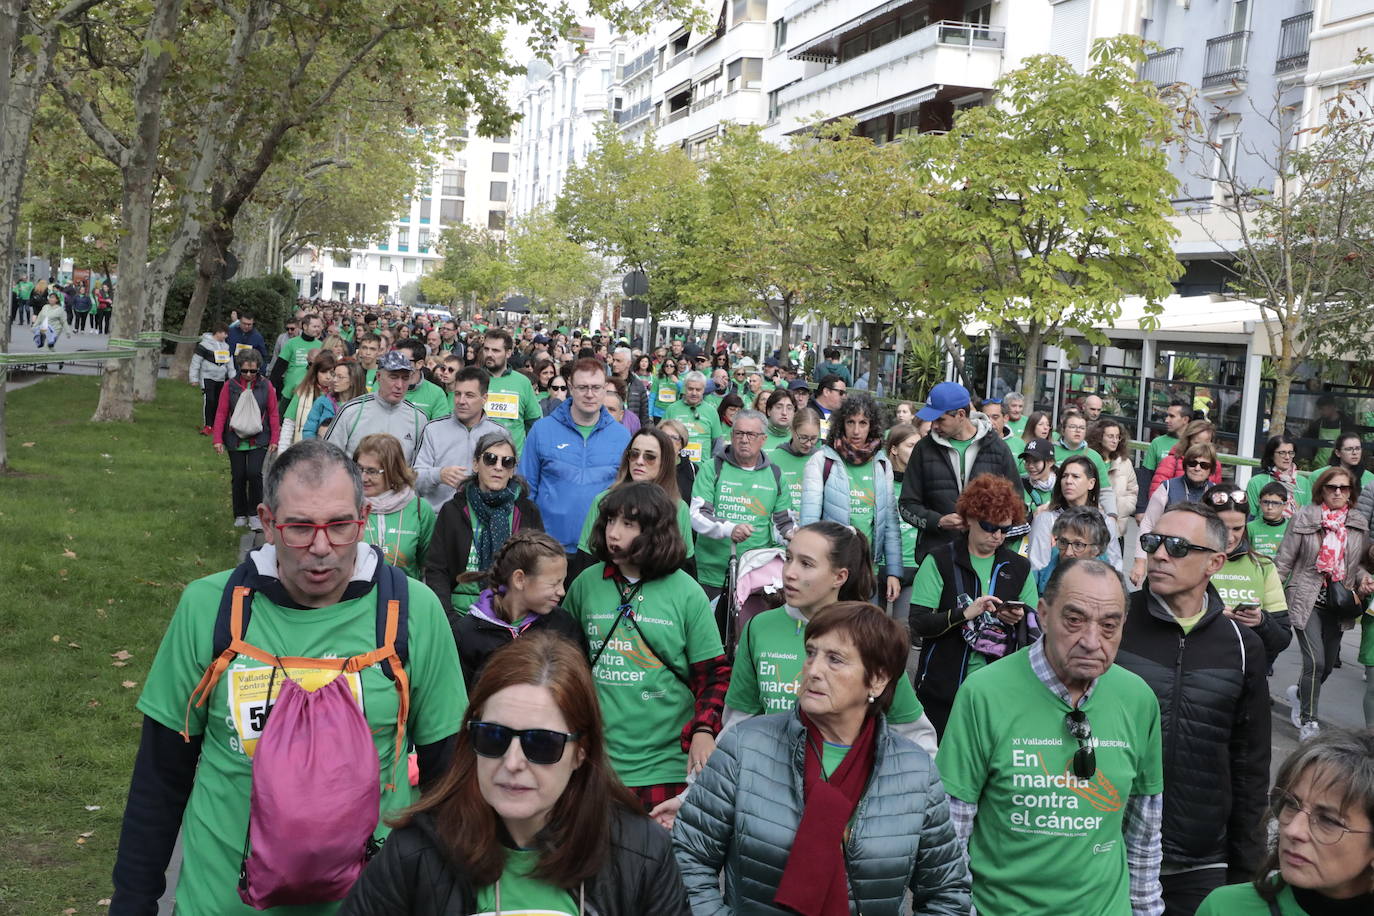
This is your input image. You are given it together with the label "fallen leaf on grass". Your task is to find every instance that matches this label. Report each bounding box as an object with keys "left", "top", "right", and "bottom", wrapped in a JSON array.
[
  {"left": 63, "top": 909, "right": 76, "bottom": 915},
  {"left": 77, "top": 830, "right": 94, "bottom": 845},
  {"left": 110, "top": 650, "right": 132, "bottom": 661},
  {"left": 85, "top": 805, "right": 101, "bottom": 811},
  {"left": 21, "top": 441, "right": 35, "bottom": 447},
  {"left": 63, "top": 549, "right": 77, "bottom": 558},
  {"left": 111, "top": 661, "right": 127, "bottom": 668},
  {"left": 99, "top": 900, "right": 111, "bottom": 907},
  {"left": 121, "top": 681, "right": 137, "bottom": 689},
  {"left": 52, "top": 634, "right": 61, "bottom": 642},
  {"left": 59, "top": 568, "right": 68, "bottom": 577},
  {"left": 142, "top": 580, "right": 163, "bottom": 587},
  {"left": 87, "top": 700, "right": 101, "bottom": 708},
  {"left": 67, "top": 642, "right": 81, "bottom": 649}
]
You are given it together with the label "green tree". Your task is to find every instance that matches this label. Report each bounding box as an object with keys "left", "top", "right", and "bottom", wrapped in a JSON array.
[
  {"left": 905, "top": 35, "right": 1183, "bottom": 403},
  {"left": 422, "top": 223, "right": 513, "bottom": 311},
  {"left": 508, "top": 208, "right": 609, "bottom": 325}
]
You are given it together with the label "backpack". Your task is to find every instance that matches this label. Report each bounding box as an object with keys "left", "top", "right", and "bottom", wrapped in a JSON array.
[
  {"left": 181, "top": 551, "right": 411, "bottom": 908},
  {"left": 229, "top": 383, "right": 265, "bottom": 438}
]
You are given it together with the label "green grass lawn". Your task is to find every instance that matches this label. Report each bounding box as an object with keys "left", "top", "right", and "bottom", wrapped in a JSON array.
[{"left": 1, "top": 376, "right": 239, "bottom": 915}]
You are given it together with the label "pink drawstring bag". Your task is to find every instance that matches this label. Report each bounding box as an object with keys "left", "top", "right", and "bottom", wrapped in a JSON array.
[{"left": 238, "top": 674, "right": 381, "bottom": 909}]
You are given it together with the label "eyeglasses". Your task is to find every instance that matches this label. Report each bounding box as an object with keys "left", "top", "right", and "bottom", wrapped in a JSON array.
[
  {"left": 356, "top": 465, "right": 385, "bottom": 479},
  {"left": 1057, "top": 539, "right": 1101, "bottom": 554},
  {"left": 794, "top": 434, "right": 820, "bottom": 446},
  {"left": 273, "top": 519, "right": 366, "bottom": 548},
  {"left": 1205, "top": 489, "right": 1247, "bottom": 508},
  {"left": 1139, "top": 533, "right": 1217, "bottom": 559},
  {"left": 1324, "top": 483, "right": 1351, "bottom": 493},
  {"left": 1339, "top": 445, "right": 1363, "bottom": 453},
  {"left": 469, "top": 722, "right": 581, "bottom": 765},
  {"left": 733, "top": 430, "right": 765, "bottom": 441},
  {"left": 573, "top": 384, "right": 604, "bottom": 394},
  {"left": 1259, "top": 499, "right": 1287, "bottom": 508},
  {"left": 1270, "top": 788, "right": 1374, "bottom": 845},
  {"left": 1184, "top": 459, "right": 1213, "bottom": 470},
  {"left": 480, "top": 452, "right": 517, "bottom": 469},
  {"left": 1064, "top": 710, "right": 1096, "bottom": 779},
  {"left": 977, "top": 520, "right": 1014, "bottom": 535},
  {"left": 1273, "top": 448, "right": 1295, "bottom": 458}
]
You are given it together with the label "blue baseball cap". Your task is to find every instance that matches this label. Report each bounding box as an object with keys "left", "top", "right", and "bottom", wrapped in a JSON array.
[{"left": 916, "top": 382, "right": 972, "bottom": 421}]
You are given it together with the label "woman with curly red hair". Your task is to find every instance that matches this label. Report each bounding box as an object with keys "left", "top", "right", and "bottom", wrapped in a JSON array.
[{"left": 908, "top": 474, "right": 1039, "bottom": 737}]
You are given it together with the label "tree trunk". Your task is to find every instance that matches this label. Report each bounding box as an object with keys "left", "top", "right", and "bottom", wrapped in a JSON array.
[
  {"left": 706, "top": 312, "right": 720, "bottom": 355},
  {"left": 776, "top": 294, "right": 793, "bottom": 370},
  {"left": 1020, "top": 323, "right": 1045, "bottom": 408},
  {"left": 865, "top": 321, "right": 883, "bottom": 392},
  {"left": 171, "top": 226, "right": 223, "bottom": 380},
  {"left": 944, "top": 339, "right": 980, "bottom": 394},
  {"left": 1270, "top": 359, "right": 1295, "bottom": 440}
]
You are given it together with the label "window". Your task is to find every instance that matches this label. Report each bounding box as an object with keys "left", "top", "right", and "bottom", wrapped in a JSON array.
[
  {"left": 898, "top": 10, "right": 927, "bottom": 35},
  {"left": 490, "top": 181, "right": 508, "bottom": 202},
  {"left": 488, "top": 210, "right": 506, "bottom": 230},
  {"left": 441, "top": 169, "right": 464, "bottom": 195},
  {"left": 418, "top": 229, "right": 430, "bottom": 252},
  {"left": 418, "top": 197, "right": 431, "bottom": 223},
  {"left": 671, "top": 32, "right": 690, "bottom": 56},
  {"left": 767, "top": 88, "right": 782, "bottom": 121},
  {"left": 839, "top": 34, "right": 868, "bottom": 62},
  {"left": 402, "top": 258, "right": 417, "bottom": 274},
  {"left": 379, "top": 256, "right": 392, "bottom": 271},
  {"left": 439, "top": 199, "right": 464, "bottom": 224},
  {"left": 1212, "top": 120, "right": 1240, "bottom": 197},
  {"left": 773, "top": 18, "right": 787, "bottom": 51},
  {"left": 397, "top": 228, "right": 409, "bottom": 252},
  {"left": 869, "top": 20, "right": 897, "bottom": 49},
  {"left": 491, "top": 152, "right": 509, "bottom": 172},
  {"left": 732, "top": 0, "right": 765, "bottom": 24},
  {"left": 726, "top": 57, "right": 763, "bottom": 91}
]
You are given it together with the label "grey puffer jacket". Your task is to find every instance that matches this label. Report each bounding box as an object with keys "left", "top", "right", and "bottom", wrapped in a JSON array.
[
  {"left": 1274, "top": 503, "right": 1372, "bottom": 630},
  {"left": 672, "top": 712, "right": 970, "bottom": 916}
]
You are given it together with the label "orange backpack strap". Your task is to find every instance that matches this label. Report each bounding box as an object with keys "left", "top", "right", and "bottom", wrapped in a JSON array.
[
  {"left": 346, "top": 596, "right": 409, "bottom": 789},
  {"left": 183, "top": 585, "right": 252, "bottom": 741}
]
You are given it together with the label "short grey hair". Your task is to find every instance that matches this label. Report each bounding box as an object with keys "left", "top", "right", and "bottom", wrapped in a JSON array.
[
  {"left": 682, "top": 370, "right": 707, "bottom": 386},
  {"left": 265, "top": 439, "right": 363, "bottom": 514},
  {"left": 1159, "top": 502, "right": 1228, "bottom": 552},
  {"left": 732, "top": 409, "right": 767, "bottom": 431},
  {"left": 1004, "top": 391, "right": 1025, "bottom": 406},
  {"left": 613, "top": 346, "right": 632, "bottom": 360}
]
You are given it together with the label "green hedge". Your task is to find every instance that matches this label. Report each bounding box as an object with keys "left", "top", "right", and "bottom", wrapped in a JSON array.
[{"left": 162, "top": 268, "right": 296, "bottom": 350}]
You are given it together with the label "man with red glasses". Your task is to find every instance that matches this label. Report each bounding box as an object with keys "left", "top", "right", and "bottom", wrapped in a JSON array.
[
  {"left": 414, "top": 366, "right": 504, "bottom": 509},
  {"left": 1116, "top": 503, "right": 1270, "bottom": 916},
  {"left": 111, "top": 439, "right": 466, "bottom": 912}
]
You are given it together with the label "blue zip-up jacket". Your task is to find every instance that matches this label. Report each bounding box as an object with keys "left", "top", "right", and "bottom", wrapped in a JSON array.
[{"left": 517, "top": 399, "right": 630, "bottom": 552}]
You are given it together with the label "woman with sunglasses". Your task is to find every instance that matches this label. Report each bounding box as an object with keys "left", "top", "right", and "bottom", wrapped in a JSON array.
[
  {"left": 657, "top": 418, "right": 697, "bottom": 508},
  {"left": 1150, "top": 419, "right": 1222, "bottom": 496},
  {"left": 566, "top": 483, "right": 728, "bottom": 813},
  {"left": 1133, "top": 442, "right": 1218, "bottom": 587},
  {"left": 1247, "top": 433, "right": 1311, "bottom": 519},
  {"left": 1204, "top": 485, "right": 1293, "bottom": 667},
  {"left": 541, "top": 367, "right": 570, "bottom": 417},
  {"left": 1327, "top": 433, "right": 1374, "bottom": 493},
  {"left": 342, "top": 632, "right": 692, "bottom": 915},
  {"left": 909, "top": 474, "right": 1037, "bottom": 737},
  {"left": 1276, "top": 465, "right": 1374, "bottom": 741},
  {"left": 212, "top": 351, "right": 279, "bottom": 530},
  {"left": 1194, "top": 728, "right": 1374, "bottom": 916},
  {"left": 425, "top": 431, "right": 542, "bottom": 615},
  {"left": 1027, "top": 454, "right": 1122, "bottom": 572},
  {"left": 354, "top": 433, "right": 435, "bottom": 580},
  {"left": 650, "top": 358, "right": 680, "bottom": 421}
]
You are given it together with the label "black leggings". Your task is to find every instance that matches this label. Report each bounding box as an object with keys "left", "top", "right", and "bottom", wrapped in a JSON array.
[
  {"left": 202, "top": 379, "right": 225, "bottom": 429},
  {"left": 73, "top": 311, "right": 89, "bottom": 331},
  {"left": 227, "top": 447, "right": 266, "bottom": 518}
]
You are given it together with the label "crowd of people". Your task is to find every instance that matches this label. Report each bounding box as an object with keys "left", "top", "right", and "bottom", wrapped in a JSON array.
[
  {"left": 9, "top": 274, "right": 114, "bottom": 347},
  {"left": 108, "top": 302, "right": 1374, "bottom": 916}
]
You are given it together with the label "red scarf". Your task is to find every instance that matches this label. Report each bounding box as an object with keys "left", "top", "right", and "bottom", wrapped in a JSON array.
[{"left": 773, "top": 710, "right": 878, "bottom": 916}]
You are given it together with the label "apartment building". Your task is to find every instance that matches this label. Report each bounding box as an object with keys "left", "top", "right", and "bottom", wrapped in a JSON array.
[
  {"left": 510, "top": 24, "right": 617, "bottom": 217},
  {"left": 288, "top": 129, "right": 513, "bottom": 304}
]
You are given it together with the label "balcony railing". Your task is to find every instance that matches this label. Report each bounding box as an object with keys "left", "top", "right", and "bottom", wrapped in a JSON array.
[
  {"left": 690, "top": 91, "right": 721, "bottom": 113},
  {"left": 666, "top": 106, "right": 690, "bottom": 124},
  {"left": 614, "top": 98, "right": 653, "bottom": 125},
  {"left": 1202, "top": 30, "right": 1250, "bottom": 89},
  {"left": 1276, "top": 11, "right": 1312, "bottom": 74},
  {"left": 621, "top": 49, "right": 657, "bottom": 82},
  {"left": 1139, "top": 47, "right": 1181, "bottom": 86}
]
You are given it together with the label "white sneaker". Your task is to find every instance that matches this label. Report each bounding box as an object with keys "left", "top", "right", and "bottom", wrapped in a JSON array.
[
  {"left": 1285, "top": 685, "right": 1301, "bottom": 729},
  {"left": 234, "top": 516, "right": 248, "bottom": 528},
  {"left": 248, "top": 517, "right": 263, "bottom": 532},
  {"left": 1298, "top": 720, "right": 1321, "bottom": 742}
]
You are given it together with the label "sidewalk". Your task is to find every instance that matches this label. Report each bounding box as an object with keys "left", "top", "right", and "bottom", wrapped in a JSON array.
[{"left": 4, "top": 328, "right": 168, "bottom": 391}]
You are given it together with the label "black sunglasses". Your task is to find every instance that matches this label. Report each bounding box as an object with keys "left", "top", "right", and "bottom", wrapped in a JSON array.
[
  {"left": 550, "top": 383, "right": 568, "bottom": 391},
  {"left": 1139, "top": 533, "right": 1216, "bottom": 559},
  {"left": 480, "top": 451, "right": 517, "bottom": 469},
  {"left": 978, "top": 519, "right": 1014, "bottom": 535},
  {"left": 1064, "top": 710, "right": 1096, "bottom": 779},
  {"left": 469, "top": 722, "right": 580, "bottom": 765},
  {"left": 239, "top": 369, "right": 260, "bottom": 375}
]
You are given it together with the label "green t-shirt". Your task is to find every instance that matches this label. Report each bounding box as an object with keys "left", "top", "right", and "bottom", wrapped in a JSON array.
[
  {"left": 278, "top": 336, "right": 322, "bottom": 407},
  {"left": 137, "top": 568, "right": 467, "bottom": 915},
  {"left": 1054, "top": 440, "right": 1111, "bottom": 495},
  {"left": 821, "top": 742, "right": 850, "bottom": 778},
  {"left": 691, "top": 457, "right": 787, "bottom": 587},
  {"left": 764, "top": 425, "right": 790, "bottom": 452},
  {"left": 1006, "top": 435, "right": 1027, "bottom": 460},
  {"left": 1245, "top": 471, "right": 1311, "bottom": 519},
  {"left": 1213, "top": 553, "right": 1287, "bottom": 612},
  {"left": 1313, "top": 424, "right": 1342, "bottom": 467},
  {"left": 847, "top": 459, "right": 878, "bottom": 557},
  {"left": 663, "top": 400, "right": 724, "bottom": 465},
  {"left": 405, "top": 378, "right": 452, "bottom": 421},
  {"left": 1246, "top": 518, "right": 1288, "bottom": 560},
  {"left": 652, "top": 377, "right": 680, "bottom": 413},
  {"left": 948, "top": 435, "right": 974, "bottom": 476},
  {"left": 575, "top": 422, "right": 597, "bottom": 440},
  {"left": 724, "top": 605, "right": 925, "bottom": 723},
  {"left": 937, "top": 649, "right": 1164, "bottom": 916},
  {"left": 767, "top": 445, "right": 810, "bottom": 516},
  {"left": 474, "top": 849, "right": 578, "bottom": 915},
  {"left": 486, "top": 368, "right": 541, "bottom": 453},
  {"left": 1196, "top": 881, "right": 1305, "bottom": 916},
  {"left": 363, "top": 496, "right": 435, "bottom": 579},
  {"left": 892, "top": 478, "right": 920, "bottom": 570},
  {"left": 1142, "top": 434, "right": 1178, "bottom": 471},
  {"left": 565, "top": 565, "right": 723, "bottom": 787},
  {"left": 578, "top": 489, "right": 694, "bottom": 558},
  {"left": 1005, "top": 415, "right": 1028, "bottom": 438},
  {"left": 364, "top": 367, "right": 378, "bottom": 392}
]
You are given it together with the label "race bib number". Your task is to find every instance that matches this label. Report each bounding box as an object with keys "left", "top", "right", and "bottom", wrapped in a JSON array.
[
  {"left": 214, "top": 347, "right": 231, "bottom": 365},
  {"left": 658, "top": 388, "right": 677, "bottom": 404},
  {"left": 233, "top": 342, "right": 254, "bottom": 357},
  {"left": 819, "top": 418, "right": 830, "bottom": 440},
  {"left": 488, "top": 390, "right": 520, "bottom": 419},
  {"left": 684, "top": 441, "right": 703, "bottom": 464},
  {"left": 227, "top": 665, "right": 364, "bottom": 757}
]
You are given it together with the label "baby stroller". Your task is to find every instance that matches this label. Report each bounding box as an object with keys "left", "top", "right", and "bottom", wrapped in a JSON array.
[{"left": 721, "top": 545, "right": 787, "bottom": 657}]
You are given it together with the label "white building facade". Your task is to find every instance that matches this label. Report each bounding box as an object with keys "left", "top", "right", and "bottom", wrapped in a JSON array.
[{"left": 287, "top": 128, "right": 514, "bottom": 305}]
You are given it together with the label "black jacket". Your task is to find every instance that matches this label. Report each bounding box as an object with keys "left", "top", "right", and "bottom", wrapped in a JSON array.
[
  {"left": 423, "top": 479, "right": 542, "bottom": 615},
  {"left": 340, "top": 807, "right": 692, "bottom": 916},
  {"left": 449, "top": 605, "right": 589, "bottom": 690},
  {"left": 1114, "top": 586, "right": 1270, "bottom": 873},
  {"left": 898, "top": 417, "right": 1023, "bottom": 558}
]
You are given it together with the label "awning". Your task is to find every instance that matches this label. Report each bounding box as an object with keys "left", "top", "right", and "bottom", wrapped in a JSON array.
[
  {"left": 663, "top": 80, "right": 691, "bottom": 99},
  {"left": 789, "top": 0, "right": 914, "bottom": 61},
  {"left": 849, "top": 85, "right": 939, "bottom": 122}
]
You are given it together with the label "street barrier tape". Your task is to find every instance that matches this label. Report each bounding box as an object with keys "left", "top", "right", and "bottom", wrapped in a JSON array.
[{"left": 0, "top": 331, "right": 202, "bottom": 367}]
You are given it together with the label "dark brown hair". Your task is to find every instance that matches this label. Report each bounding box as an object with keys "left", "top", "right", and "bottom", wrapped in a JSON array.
[
  {"left": 612, "top": 428, "right": 681, "bottom": 502},
  {"left": 804, "top": 601, "right": 909, "bottom": 714},
  {"left": 1087, "top": 418, "right": 1130, "bottom": 463},
  {"left": 392, "top": 633, "right": 641, "bottom": 888},
  {"left": 588, "top": 481, "right": 685, "bottom": 580},
  {"left": 1312, "top": 465, "right": 1357, "bottom": 508},
  {"left": 793, "top": 521, "right": 877, "bottom": 602}
]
